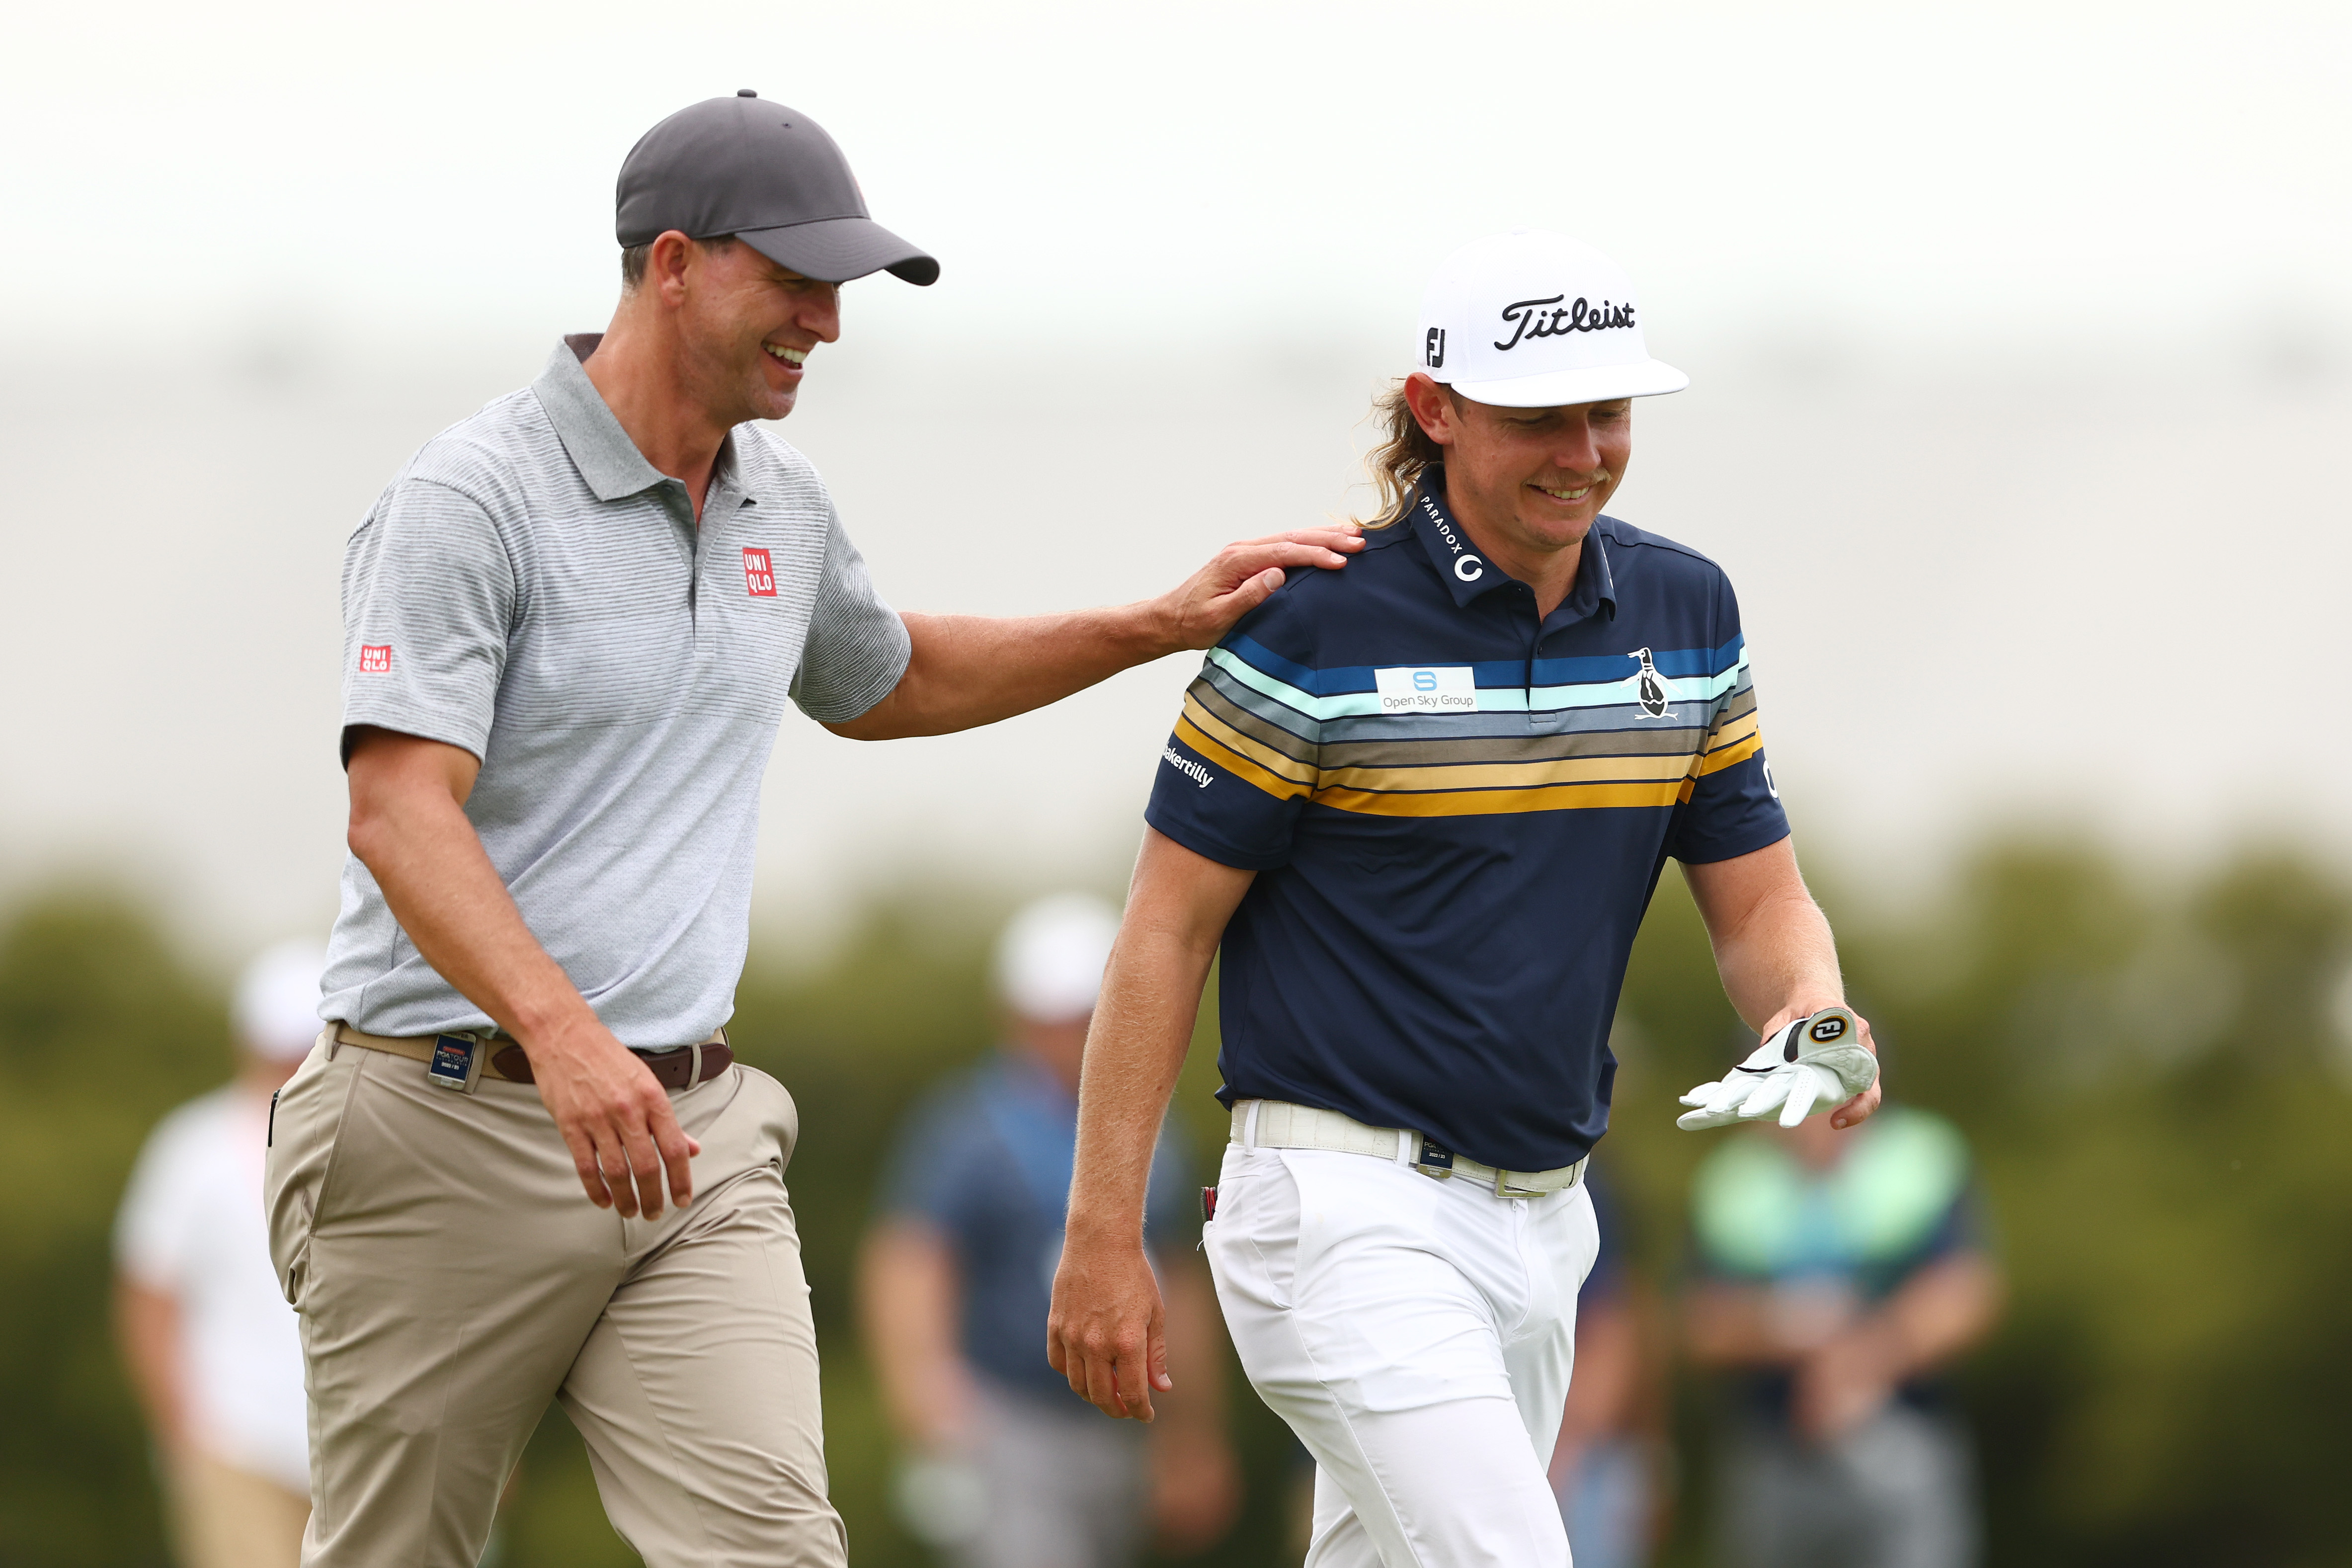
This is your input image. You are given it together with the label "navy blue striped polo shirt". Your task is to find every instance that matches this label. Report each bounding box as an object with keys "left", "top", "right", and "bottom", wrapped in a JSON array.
[{"left": 1145, "top": 473, "right": 1789, "bottom": 1172}]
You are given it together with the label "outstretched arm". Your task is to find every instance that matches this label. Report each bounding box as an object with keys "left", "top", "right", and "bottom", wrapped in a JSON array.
[
  {"left": 824, "top": 527, "right": 1360, "bottom": 740},
  {"left": 1048, "top": 827, "right": 1255, "bottom": 1421},
  {"left": 1683, "top": 836, "right": 1881, "bottom": 1129}
]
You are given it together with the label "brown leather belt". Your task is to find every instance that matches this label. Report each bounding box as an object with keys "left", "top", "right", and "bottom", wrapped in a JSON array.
[{"left": 330, "top": 1023, "right": 734, "bottom": 1090}]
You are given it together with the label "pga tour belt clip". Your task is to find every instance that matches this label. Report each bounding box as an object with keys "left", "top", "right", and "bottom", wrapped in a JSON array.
[{"left": 427, "top": 1032, "right": 489, "bottom": 1094}]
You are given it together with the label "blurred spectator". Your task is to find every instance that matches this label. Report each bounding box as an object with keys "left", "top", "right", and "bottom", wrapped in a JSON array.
[
  {"left": 114, "top": 939, "right": 323, "bottom": 1568},
  {"left": 1549, "top": 1166, "right": 1667, "bottom": 1568},
  {"left": 858, "top": 895, "right": 1241, "bottom": 1567},
  {"left": 1684, "top": 1105, "right": 2003, "bottom": 1568}
]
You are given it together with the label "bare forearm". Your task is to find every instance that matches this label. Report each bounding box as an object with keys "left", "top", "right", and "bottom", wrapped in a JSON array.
[
  {"left": 1684, "top": 1284, "right": 1796, "bottom": 1367},
  {"left": 113, "top": 1281, "right": 184, "bottom": 1449},
  {"left": 1050, "top": 828, "right": 1255, "bottom": 1422},
  {"left": 1154, "top": 1257, "right": 1230, "bottom": 1433},
  {"left": 1682, "top": 840, "right": 1841, "bottom": 1031},
  {"left": 856, "top": 1224, "right": 975, "bottom": 1448},
  {"left": 347, "top": 753, "right": 590, "bottom": 1044},
  {"left": 1559, "top": 1300, "right": 1641, "bottom": 1441},
  {"left": 1866, "top": 1255, "right": 2003, "bottom": 1379},
  {"left": 828, "top": 607, "right": 1172, "bottom": 740},
  {"left": 828, "top": 524, "right": 1367, "bottom": 742},
  {"left": 1069, "top": 930, "right": 1215, "bottom": 1245},
  {"left": 1714, "top": 890, "right": 1839, "bottom": 1029},
  {"left": 346, "top": 728, "right": 697, "bottom": 1215}
]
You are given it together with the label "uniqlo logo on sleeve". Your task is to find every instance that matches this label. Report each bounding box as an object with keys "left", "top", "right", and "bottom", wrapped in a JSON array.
[
  {"left": 742, "top": 548, "right": 776, "bottom": 597},
  {"left": 358, "top": 645, "right": 392, "bottom": 673}
]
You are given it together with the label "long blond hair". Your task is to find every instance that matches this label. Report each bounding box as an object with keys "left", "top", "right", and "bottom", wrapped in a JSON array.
[{"left": 1354, "top": 379, "right": 1448, "bottom": 528}]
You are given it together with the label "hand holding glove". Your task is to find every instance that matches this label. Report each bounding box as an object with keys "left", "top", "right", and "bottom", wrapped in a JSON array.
[{"left": 1677, "top": 1006, "right": 1877, "bottom": 1131}]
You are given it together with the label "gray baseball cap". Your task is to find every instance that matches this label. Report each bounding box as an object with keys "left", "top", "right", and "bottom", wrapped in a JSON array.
[{"left": 616, "top": 91, "right": 938, "bottom": 286}]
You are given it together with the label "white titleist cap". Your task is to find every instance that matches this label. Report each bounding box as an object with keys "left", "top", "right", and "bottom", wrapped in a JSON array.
[
  {"left": 994, "top": 894, "right": 1120, "bottom": 1023},
  {"left": 1416, "top": 230, "right": 1688, "bottom": 407},
  {"left": 234, "top": 937, "right": 329, "bottom": 1063}
]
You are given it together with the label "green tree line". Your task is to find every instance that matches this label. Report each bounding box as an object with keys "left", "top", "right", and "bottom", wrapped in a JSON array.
[{"left": 1, "top": 836, "right": 2346, "bottom": 1565}]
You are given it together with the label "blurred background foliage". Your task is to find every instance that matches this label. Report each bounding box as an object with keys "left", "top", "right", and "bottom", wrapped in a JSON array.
[{"left": 3, "top": 836, "right": 2350, "bottom": 1566}]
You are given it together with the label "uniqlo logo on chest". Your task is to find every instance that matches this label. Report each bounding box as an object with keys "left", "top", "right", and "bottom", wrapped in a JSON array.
[
  {"left": 358, "top": 645, "right": 392, "bottom": 673},
  {"left": 742, "top": 548, "right": 776, "bottom": 597}
]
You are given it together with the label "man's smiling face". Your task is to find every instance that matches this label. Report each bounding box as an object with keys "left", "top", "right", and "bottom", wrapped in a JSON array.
[
  {"left": 674, "top": 239, "right": 842, "bottom": 425},
  {"left": 1425, "top": 383, "right": 1632, "bottom": 560}
]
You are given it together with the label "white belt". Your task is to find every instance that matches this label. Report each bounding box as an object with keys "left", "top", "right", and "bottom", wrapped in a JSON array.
[{"left": 1229, "top": 1099, "right": 1588, "bottom": 1198}]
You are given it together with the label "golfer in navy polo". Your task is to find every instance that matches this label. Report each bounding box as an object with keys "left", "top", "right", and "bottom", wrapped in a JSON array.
[{"left": 1050, "top": 232, "right": 1883, "bottom": 1567}]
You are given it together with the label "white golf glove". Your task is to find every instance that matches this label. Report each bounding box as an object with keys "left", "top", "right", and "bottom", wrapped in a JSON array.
[{"left": 1676, "top": 1006, "right": 1876, "bottom": 1131}]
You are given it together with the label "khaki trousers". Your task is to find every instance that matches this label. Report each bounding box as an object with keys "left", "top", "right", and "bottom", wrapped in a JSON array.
[
  {"left": 264, "top": 1033, "right": 844, "bottom": 1568},
  {"left": 166, "top": 1450, "right": 310, "bottom": 1568}
]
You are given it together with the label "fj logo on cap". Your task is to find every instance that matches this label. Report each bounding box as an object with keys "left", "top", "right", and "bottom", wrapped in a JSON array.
[
  {"left": 742, "top": 548, "right": 777, "bottom": 597},
  {"left": 1425, "top": 328, "right": 1446, "bottom": 369},
  {"left": 1495, "top": 295, "right": 1637, "bottom": 352},
  {"left": 358, "top": 645, "right": 392, "bottom": 674}
]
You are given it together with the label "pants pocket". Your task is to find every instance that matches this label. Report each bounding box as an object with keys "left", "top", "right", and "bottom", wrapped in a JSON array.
[
  {"left": 1207, "top": 1147, "right": 1302, "bottom": 1312},
  {"left": 262, "top": 1037, "right": 365, "bottom": 1310},
  {"left": 729, "top": 1063, "right": 800, "bottom": 1175}
]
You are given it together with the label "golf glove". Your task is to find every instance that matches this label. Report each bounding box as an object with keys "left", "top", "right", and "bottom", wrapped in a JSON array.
[{"left": 1677, "top": 1006, "right": 1876, "bottom": 1131}]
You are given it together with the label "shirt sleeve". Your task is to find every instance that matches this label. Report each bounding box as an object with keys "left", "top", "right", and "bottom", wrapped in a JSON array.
[
  {"left": 1666, "top": 577, "right": 1791, "bottom": 865},
  {"left": 1908, "top": 1181, "right": 1994, "bottom": 1270},
  {"left": 789, "top": 505, "right": 913, "bottom": 723},
  {"left": 113, "top": 1105, "right": 206, "bottom": 1289},
  {"left": 338, "top": 477, "right": 516, "bottom": 767},
  {"left": 1143, "top": 587, "right": 1322, "bottom": 869},
  {"left": 877, "top": 1088, "right": 986, "bottom": 1239}
]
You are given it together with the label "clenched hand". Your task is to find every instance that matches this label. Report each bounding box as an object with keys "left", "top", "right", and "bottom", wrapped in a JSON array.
[{"left": 1048, "top": 1233, "right": 1170, "bottom": 1422}]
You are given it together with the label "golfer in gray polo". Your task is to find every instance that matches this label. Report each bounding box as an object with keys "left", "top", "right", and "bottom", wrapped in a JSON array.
[{"left": 262, "top": 92, "right": 1360, "bottom": 1568}]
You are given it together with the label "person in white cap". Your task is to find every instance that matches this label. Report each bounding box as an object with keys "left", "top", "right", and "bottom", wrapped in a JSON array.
[
  {"left": 116, "top": 938, "right": 326, "bottom": 1568},
  {"left": 858, "top": 895, "right": 1239, "bottom": 1568},
  {"left": 1050, "top": 232, "right": 1881, "bottom": 1566}
]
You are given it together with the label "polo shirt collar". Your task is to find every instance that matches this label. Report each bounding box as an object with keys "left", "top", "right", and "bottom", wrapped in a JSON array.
[
  {"left": 534, "top": 334, "right": 761, "bottom": 508},
  {"left": 1407, "top": 468, "right": 1617, "bottom": 620}
]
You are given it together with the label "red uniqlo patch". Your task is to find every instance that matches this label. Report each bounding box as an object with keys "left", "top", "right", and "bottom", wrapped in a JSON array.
[
  {"left": 358, "top": 645, "right": 392, "bottom": 673},
  {"left": 742, "top": 548, "right": 776, "bottom": 597}
]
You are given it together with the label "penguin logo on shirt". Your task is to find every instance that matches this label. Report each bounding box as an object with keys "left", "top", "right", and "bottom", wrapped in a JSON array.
[{"left": 1628, "top": 647, "right": 1675, "bottom": 719}]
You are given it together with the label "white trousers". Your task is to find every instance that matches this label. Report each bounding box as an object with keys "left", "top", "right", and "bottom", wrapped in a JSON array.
[{"left": 1204, "top": 1140, "right": 1599, "bottom": 1568}]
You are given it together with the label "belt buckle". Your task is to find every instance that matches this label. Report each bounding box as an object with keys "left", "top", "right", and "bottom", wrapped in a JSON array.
[
  {"left": 1494, "top": 1170, "right": 1538, "bottom": 1198},
  {"left": 633, "top": 1042, "right": 710, "bottom": 1090},
  {"left": 1414, "top": 1135, "right": 1456, "bottom": 1180}
]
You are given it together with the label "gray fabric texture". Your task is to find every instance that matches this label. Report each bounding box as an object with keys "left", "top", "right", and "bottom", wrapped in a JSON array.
[
  {"left": 945, "top": 1374, "right": 1147, "bottom": 1568},
  {"left": 1717, "top": 1404, "right": 1980, "bottom": 1568},
  {"left": 323, "top": 336, "right": 911, "bottom": 1045}
]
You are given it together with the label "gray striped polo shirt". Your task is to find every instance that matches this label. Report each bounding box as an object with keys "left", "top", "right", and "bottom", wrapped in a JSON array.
[{"left": 322, "top": 335, "right": 912, "bottom": 1046}]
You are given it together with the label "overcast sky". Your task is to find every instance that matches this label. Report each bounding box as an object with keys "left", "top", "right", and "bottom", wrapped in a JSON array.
[
  {"left": 2, "top": 0, "right": 2347, "bottom": 963},
  {"left": 6, "top": 0, "right": 2346, "bottom": 356}
]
